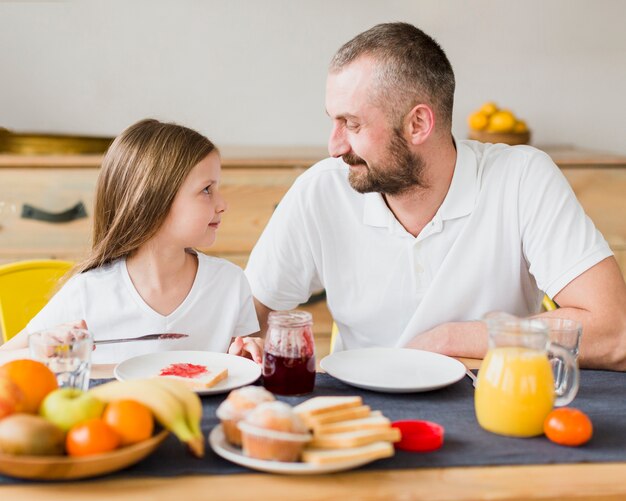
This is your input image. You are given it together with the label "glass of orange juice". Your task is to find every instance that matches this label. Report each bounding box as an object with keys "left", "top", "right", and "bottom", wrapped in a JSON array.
[{"left": 475, "top": 317, "right": 579, "bottom": 437}]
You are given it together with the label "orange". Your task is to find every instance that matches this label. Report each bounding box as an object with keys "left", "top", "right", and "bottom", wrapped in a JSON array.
[
  {"left": 102, "top": 400, "right": 154, "bottom": 445},
  {"left": 0, "top": 359, "right": 58, "bottom": 413},
  {"left": 66, "top": 418, "right": 121, "bottom": 456},
  {"left": 0, "top": 376, "right": 25, "bottom": 418},
  {"left": 486, "top": 110, "right": 516, "bottom": 133},
  {"left": 479, "top": 101, "right": 498, "bottom": 117},
  {"left": 544, "top": 408, "right": 593, "bottom": 447},
  {"left": 467, "top": 111, "right": 489, "bottom": 131},
  {"left": 513, "top": 120, "right": 528, "bottom": 133}
]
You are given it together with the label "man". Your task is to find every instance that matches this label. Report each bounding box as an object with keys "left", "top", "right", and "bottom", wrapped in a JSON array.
[{"left": 245, "top": 22, "right": 626, "bottom": 370}]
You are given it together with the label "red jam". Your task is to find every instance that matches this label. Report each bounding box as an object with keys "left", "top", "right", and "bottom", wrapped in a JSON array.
[{"left": 159, "top": 363, "right": 208, "bottom": 378}]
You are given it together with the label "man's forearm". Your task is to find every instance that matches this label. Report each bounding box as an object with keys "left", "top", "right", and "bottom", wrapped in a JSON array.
[
  {"left": 404, "top": 320, "right": 489, "bottom": 359},
  {"left": 535, "top": 307, "right": 626, "bottom": 371}
]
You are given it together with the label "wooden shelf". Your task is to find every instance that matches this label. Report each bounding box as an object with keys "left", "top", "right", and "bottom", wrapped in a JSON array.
[{"left": 1, "top": 145, "right": 625, "bottom": 170}]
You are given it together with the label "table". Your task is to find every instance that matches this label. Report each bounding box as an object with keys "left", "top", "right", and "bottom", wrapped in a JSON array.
[{"left": 2, "top": 357, "right": 626, "bottom": 500}]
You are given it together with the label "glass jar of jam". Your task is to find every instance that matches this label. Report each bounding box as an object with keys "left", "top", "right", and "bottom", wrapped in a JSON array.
[{"left": 262, "top": 310, "right": 316, "bottom": 396}]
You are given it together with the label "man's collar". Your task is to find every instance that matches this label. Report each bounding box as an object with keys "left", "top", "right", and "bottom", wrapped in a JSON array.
[
  {"left": 437, "top": 140, "right": 477, "bottom": 221},
  {"left": 362, "top": 140, "right": 477, "bottom": 228}
]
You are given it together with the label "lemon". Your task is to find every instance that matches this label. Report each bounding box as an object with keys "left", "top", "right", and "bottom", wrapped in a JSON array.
[
  {"left": 479, "top": 102, "right": 498, "bottom": 117},
  {"left": 487, "top": 110, "right": 516, "bottom": 133},
  {"left": 513, "top": 120, "right": 528, "bottom": 133},
  {"left": 468, "top": 111, "right": 489, "bottom": 131}
]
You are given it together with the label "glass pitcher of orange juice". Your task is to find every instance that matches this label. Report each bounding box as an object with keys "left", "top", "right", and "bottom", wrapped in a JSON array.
[{"left": 475, "top": 317, "right": 579, "bottom": 437}]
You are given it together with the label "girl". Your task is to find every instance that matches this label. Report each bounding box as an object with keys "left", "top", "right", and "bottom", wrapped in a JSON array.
[{"left": 2, "top": 119, "right": 262, "bottom": 363}]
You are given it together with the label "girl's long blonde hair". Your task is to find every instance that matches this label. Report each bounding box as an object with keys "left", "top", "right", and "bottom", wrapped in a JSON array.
[{"left": 71, "top": 119, "right": 216, "bottom": 277}]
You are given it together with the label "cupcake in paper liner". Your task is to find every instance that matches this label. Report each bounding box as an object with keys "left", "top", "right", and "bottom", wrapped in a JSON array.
[
  {"left": 238, "top": 401, "right": 311, "bottom": 462},
  {"left": 216, "top": 386, "right": 275, "bottom": 446}
]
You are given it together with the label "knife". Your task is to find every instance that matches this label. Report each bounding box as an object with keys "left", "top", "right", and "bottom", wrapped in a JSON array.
[{"left": 94, "top": 333, "right": 189, "bottom": 345}]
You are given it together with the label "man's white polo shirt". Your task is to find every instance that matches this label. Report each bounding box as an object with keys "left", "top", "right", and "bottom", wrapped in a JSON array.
[{"left": 245, "top": 140, "right": 611, "bottom": 350}]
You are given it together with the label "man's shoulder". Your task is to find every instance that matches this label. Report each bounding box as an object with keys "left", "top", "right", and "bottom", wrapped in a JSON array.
[
  {"left": 461, "top": 140, "right": 557, "bottom": 184},
  {"left": 461, "top": 139, "right": 552, "bottom": 166},
  {"left": 294, "top": 157, "right": 349, "bottom": 188}
]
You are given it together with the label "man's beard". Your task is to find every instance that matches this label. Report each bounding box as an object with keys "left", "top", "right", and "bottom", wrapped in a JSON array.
[{"left": 343, "top": 130, "right": 426, "bottom": 196}]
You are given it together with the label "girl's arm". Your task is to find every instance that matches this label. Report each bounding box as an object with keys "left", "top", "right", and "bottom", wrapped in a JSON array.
[
  {"left": 0, "top": 320, "right": 88, "bottom": 351},
  {"left": 0, "top": 329, "right": 29, "bottom": 350}
]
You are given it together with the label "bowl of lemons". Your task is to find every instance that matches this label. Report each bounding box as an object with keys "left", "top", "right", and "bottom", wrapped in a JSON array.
[{"left": 467, "top": 102, "right": 530, "bottom": 145}]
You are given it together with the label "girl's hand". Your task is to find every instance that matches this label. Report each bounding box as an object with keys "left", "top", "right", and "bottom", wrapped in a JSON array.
[
  {"left": 228, "top": 336, "right": 263, "bottom": 364},
  {"left": 52, "top": 320, "right": 89, "bottom": 343}
]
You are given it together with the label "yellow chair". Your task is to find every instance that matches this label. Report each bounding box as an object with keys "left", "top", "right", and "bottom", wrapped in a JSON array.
[
  {"left": 329, "top": 322, "right": 339, "bottom": 354},
  {"left": 542, "top": 295, "right": 558, "bottom": 311},
  {"left": 0, "top": 260, "right": 73, "bottom": 342}
]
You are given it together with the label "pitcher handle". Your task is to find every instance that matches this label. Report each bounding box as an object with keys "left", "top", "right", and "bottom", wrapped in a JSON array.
[{"left": 549, "top": 343, "right": 580, "bottom": 406}]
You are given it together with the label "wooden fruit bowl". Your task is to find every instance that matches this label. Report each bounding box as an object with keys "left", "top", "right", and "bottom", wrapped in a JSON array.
[
  {"left": 468, "top": 129, "right": 531, "bottom": 146},
  {"left": 0, "top": 429, "right": 168, "bottom": 480}
]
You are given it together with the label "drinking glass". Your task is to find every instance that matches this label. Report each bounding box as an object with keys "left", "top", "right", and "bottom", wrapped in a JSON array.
[{"left": 29, "top": 327, "right": 93, "bottom": 391}]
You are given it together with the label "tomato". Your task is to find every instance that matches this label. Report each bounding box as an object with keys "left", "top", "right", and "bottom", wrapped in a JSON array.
[
  {"left": 66, "top": 418, "right": 121, "bottom": 456},
  {"left": 543, "top": 408, "right": 593, "bottom": 447}
]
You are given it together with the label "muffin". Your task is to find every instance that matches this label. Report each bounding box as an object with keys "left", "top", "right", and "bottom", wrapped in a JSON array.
[
  {"left": 238, "top": 401, "right": 311, "bottom": 462},
  {"left": 216, "top": 386, "right": 275, "bottom": 446}
]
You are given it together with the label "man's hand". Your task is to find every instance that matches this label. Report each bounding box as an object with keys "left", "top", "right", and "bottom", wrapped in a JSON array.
[{"left": 228, "top": 336, "right": 263, "bottom": 364}]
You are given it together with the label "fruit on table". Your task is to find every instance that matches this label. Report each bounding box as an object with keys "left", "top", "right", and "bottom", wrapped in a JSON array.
[
  {"left": 0, "top": 376, "right": 24, "bottom": 419},
  {"left": 467, "top": 102, "right": 528, "bottom": 134},
  {"left": 544, "top": 407, "right": 593, "bottom": 446},
  {"left": 103, "top": 399, "right": 154, "bottom": 446},
  {"left": 486, "top": 110, "right": 516, "bottom": 133},
  {"left": 149, "top": 376, "right": 203, "bottom": 438},
  {"left": 39, "top": 388, "right": 105, "bottom": 432},
  {"left": 66, "top": 418, "right": 121, "bottom": 457},
  {"left": 0, "top": 359, "right": 58, "bottom": 413},
  {"left": 0, "top": 414, "right": 65, "bottom": 456},
  {"left": 89, "top": 378, "right": 205, "bottom": 457}
]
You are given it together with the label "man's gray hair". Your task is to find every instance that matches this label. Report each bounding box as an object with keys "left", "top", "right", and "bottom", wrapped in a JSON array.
[{"left": 330, "top": 22, "right": 455, "bottom": 129}]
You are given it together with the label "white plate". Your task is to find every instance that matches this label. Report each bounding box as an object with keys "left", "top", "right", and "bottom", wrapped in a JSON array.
[
  {"left": 208, "top": 425, "right": 380, "bottom": 475},
  {"left": 320, "top": 347, "right": 466, "bottom": 393},
  {"left": 114, "top": 351, "right": 261, "bottom": 395}
]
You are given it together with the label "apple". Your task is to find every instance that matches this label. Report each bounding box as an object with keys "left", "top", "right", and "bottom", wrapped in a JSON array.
[
  {"left": 39, "top": 388, "right": 105, "bottom": 432},
  {"left": 0, "top": 376, "right": 24, "bottom": 419}
]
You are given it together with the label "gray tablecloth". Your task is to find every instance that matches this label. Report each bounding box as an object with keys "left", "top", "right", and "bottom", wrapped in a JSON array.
[{"left": 2, "top": 370, "right": 625, "bottom": 484}]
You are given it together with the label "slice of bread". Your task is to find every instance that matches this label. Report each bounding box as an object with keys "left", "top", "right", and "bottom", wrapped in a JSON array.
[
  {"left": 158, "top": 367, "right": 228, "bottom": 390},
  {"left": 313, "top": 412, "right": 388, "bottom": 435},
  {"left": 309, "top": 427, "right": 401, "bottom": 449},
  {"left": 302, "top": 405, "right": 371, "bottom": 429},
  {"left": 294, "top": 396, "right": 363, "bottom": 420},
  {"left": 302, "top": 441, "right": 394, "bottom": 465}
]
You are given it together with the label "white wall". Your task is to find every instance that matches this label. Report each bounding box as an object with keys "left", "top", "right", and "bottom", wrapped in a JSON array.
[{"left": 1, "top": 0, "right": 625, "bottom": 154}]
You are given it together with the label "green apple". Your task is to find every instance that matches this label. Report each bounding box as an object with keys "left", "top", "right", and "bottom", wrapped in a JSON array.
[{"left": 39, "top": 388, "right": 105, "bottom": 432}]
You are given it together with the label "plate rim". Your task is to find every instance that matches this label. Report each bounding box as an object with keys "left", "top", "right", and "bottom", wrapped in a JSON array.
[
  {"left": 208, "top": 424, "right": 377, "bottom": 475},
  {"left": 113, "top": 350, "right": 261, "bottom": 395},
  {"left": 319, "top": 347, "right": 466, "bottom": 393}
]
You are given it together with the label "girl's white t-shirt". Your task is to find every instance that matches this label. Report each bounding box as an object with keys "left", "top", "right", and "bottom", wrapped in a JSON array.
[{"left": 27, "top": 252, "right": 259, "bottom": 364}]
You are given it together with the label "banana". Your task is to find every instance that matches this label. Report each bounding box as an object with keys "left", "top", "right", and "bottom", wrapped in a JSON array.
[
  {"left": 89, "top": 379, "right": 204, "bottom": 457},
  {"left": 148, "top": 377, "right": 203, "bottom": 438}
]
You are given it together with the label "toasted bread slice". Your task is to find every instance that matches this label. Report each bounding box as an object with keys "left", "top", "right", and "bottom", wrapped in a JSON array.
[
  {"left": 310, "top": 427, "right": 401, "bottom": 449},
  {"left": 302, "top": 441, "right": 394, "bottom": 465},
  {"left": 302, "top": 405, "right": 372, "bottom": 429},
  {"left": 158, "top": 367, "right": 228, "bottom": 390},
  {"left": 294, "top": 396, "right": 363, "bottom": 420},
  {"left": 313, "top": 412, "right": 387, "bottom": 435}
]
